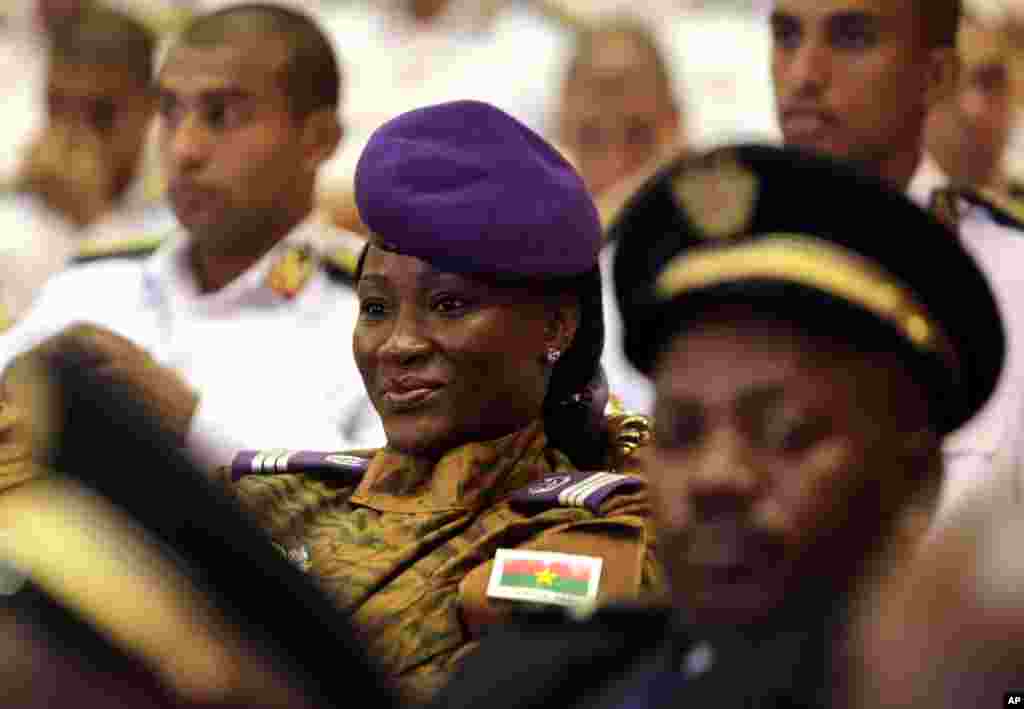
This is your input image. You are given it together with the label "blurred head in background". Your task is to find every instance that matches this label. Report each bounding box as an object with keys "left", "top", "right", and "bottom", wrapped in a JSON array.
[
  {"left": 37, "top": 0, "right": 85, "bottom": 33},
  {"left": 925, "top": 12, "right": 1016, "bottom": 190},
  {"left": 406, "top": 0, "right": 450, "bottom": 23},
  {"left": 45, "top": 5, "right": 157, "bottom": 204},
  {"left": 17, "top": 5, "right": 157, "bottom": 227},
  {"left": 557, "top": 18, "right": 682, "bottom": 198}
]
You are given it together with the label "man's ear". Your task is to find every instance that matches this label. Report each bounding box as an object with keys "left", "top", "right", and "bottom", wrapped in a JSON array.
[
  {"left": 545, "top": 300, "right": 579, "bottom": 355},
  {"left": 924, "top": 47, "right": 960, "bottom": 110},
  {"left": 300, "top": 108, "right": 343, "bottom": 172}
]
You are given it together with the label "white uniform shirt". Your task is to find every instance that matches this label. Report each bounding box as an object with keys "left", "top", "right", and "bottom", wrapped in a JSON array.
[
  {"left": 909, "top": 155, "right": 1024, "bottom": 517},
  {"left": 0, "top": 216, "right": 385, "bottom": 468},
  {"left": 658, "top": 6, "right": 780, "bottom": 151},
  {"left": 600, "top": 240, "right": 654, "bottom": 415}
]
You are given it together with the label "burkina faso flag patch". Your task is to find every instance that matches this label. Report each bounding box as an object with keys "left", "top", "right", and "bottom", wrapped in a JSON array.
[{"left": 486, "top": 549, "right": 602, "bottom": 608}]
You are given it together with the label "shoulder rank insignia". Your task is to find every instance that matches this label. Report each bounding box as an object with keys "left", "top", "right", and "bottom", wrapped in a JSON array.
[
  {"left": 271, "top": 540, "right": 312, "bottom": 573},
  {"left": 928, "top": 188, "right": 964, "bottom": 231},
  {"left": 671, "top": 150, "right": 758, "bottom": 240},
  {"left": 230, "top": 450, "right": 371, "bottom": 484},
  {"left": 71, "top": 233, "right": 165, "bottom": 265},
  {"left": 266, "top": 244, "right": 316, "bottom": 299},
  {"left": 509, "top": 471, "right": 643, "bottom": 515},
  {"left": 961, "top": 187, "right": 1024, "bottom": 232}
]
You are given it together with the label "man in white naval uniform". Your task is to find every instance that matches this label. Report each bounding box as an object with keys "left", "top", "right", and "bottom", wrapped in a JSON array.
[
  {"left": 770, "top": 0, "right": 1024, "bottom": 520},
  {"left": 0, "top": 4, "right": 384, "bottom": 474}
]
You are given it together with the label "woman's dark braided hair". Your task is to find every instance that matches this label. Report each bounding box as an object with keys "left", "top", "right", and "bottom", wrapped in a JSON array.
[{"left": 539, "top": 265, "right": 608, "bottom": 469}]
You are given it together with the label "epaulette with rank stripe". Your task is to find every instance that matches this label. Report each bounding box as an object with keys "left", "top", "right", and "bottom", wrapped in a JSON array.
[
  {"left": 321, "top": 244, "right": 364, "bottom": 287},
  {"left": 231, "top": 450, "right": 371, "bottom": 484},
  {"left": 961, "top": 187, "right": 1024, "bottom": 232},
  {"left": 71, "top": 233, "right": 165, "bottom": 265},
  {"left": 509, "top": 471, "right": 643, "bottom": 515}
]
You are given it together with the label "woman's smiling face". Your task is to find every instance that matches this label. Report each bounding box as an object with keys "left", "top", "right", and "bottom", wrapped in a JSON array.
[{"left": 353, "top": 246, "right": 573, "bottom": 459}]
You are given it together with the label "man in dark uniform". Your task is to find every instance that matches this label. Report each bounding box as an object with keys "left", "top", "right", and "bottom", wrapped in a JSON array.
[{"left": 429, "top": 143, "right": 1005, "bottom": 709}]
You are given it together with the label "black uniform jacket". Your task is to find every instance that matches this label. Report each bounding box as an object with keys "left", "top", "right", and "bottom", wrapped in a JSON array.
[{"left": 431, "top": 594, "right": 848, "bottom": 709}]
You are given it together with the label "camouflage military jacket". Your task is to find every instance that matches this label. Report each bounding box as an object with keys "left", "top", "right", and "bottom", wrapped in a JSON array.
[{"left": 230, "top": 421, "right": 663, "bottom": 702}]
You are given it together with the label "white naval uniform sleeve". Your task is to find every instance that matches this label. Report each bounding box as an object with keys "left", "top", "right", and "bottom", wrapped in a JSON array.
[{"left": 180, "top": 274, "right": 387, "bottom": 470}]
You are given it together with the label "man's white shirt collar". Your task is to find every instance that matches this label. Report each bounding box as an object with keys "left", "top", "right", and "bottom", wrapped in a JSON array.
[{"left": 142, "top": 213, "right": 330, "bottom": 311}]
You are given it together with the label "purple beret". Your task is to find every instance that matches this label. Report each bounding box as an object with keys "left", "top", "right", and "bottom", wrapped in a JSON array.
[{"left": 354, "top": 100, "right": 601, "bottom": 278}]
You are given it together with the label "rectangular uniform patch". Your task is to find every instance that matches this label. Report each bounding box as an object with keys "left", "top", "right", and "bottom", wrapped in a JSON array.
[{"left": 486, "top": 549, "right": 602, "bottom": 609}]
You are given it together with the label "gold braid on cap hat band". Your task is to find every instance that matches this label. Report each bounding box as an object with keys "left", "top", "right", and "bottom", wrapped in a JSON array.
[{"left": 654, "top": 234, "right": 959, "bottom": 371}]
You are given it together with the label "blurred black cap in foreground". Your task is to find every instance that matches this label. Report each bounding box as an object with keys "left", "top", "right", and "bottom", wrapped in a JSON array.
[{"left": 0, "top": 351, "right": 401, "bottom": 708}]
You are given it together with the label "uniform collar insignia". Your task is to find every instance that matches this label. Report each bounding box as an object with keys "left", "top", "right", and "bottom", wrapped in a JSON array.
[
  {"left": 960, "top": 186, "right": 1024, "bottom": 231},
  {"left": 72, "top": 232, "right": 166, "bottom": 265},
  {"left": 671, "top": 150, "right": 759, "bottom": 240},
  {"left": 265, "top": 244, "right": 315, "bottom": 299},
  {"left": 509, "top": 470, "right": 642, "bottom": 515}
]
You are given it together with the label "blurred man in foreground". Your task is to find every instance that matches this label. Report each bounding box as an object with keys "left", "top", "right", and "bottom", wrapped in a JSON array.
[
  {"left": 0, "top": 348, "right": 397, "bottom": 708},
  {"left": 432, "top": 144, "right": 1003, "bottom": 709}
]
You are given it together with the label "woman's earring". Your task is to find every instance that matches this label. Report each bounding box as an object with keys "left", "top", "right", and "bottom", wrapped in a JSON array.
[{"left": 546, "top": 348, "right": 562, "bottom": 364}]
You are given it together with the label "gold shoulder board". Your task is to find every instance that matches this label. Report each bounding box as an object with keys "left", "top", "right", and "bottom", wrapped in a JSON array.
[
  {"left": 963, "top": 188, "right": 1024, "bottom": 232},
  {"left": 321, "top": 245, "right": 363, "bottom": 287}
]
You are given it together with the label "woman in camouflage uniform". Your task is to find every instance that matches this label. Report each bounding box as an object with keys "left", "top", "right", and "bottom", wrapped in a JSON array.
[{"left": 228, "top": 100, "right": 662, "bottom": 702}]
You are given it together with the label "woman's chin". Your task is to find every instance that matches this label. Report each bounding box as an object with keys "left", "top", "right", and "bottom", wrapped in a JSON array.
[{"left": 382, "top": 418, "right": 456, "bottom": 460}]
